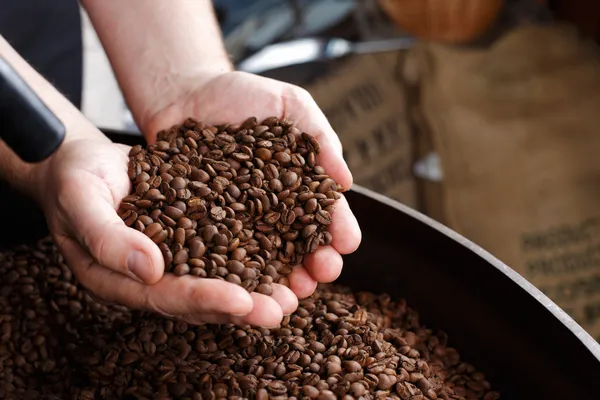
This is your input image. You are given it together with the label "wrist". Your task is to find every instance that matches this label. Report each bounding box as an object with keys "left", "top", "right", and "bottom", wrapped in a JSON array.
[{"left": 81, "top": 0, "right": 234, "bottom": 142}]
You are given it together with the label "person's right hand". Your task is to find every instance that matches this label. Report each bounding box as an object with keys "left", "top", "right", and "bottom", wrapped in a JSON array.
[{"left": 34, "top": 133, "right": 298, "bottom": 327}]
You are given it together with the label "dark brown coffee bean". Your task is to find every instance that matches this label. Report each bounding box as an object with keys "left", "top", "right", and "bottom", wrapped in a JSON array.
[
  {"left": 164, "top": 206, "right": 184, "bottom": 220},
  {"left": 255, "top": 148, "right": 272, "bottom": 161},
  {"left": 256, "top": 284, "right": 273, "bottom": 296},
  {"left": 259, "top": 236, "right": 273, "bottom": 250},
  {"left": 273, "top": 151, "right": 291, "bottom": 164},
  {"left": 226, "top": 274, "right": 242, "bottom": 285},
  {"left": 135, "top": 182, "right": 151, "bottom": 196},
  {"left": 200, "top": 225, "right": 217, "bottom": 243},
  {"left": 172, "top": 228, "right": 186, "bottom": 246},
  {"left": 135, "top": 199, "right": 153, "bottom": 209},
  {"left": 145, "top": 188, "right": 165, "bottom": 201},
  {"left": 173, "top": 250, "right": 189, "bottom": 265},
  {"left": 226, "top": 260, "right": 245, "bottom": 275},
  {"left": 159, "top": 213, "right": 177, "bottom": 227},
  {"left": 317, "top": 178, "right": 336, "bottom": 194},
  {"left": 152, "top": 230, "right": 168, "bottom": 244},
  {"left": 315, "top": 210, "right": 332, "bottom": 225},
  {"left": 291, "top": 153, "right": 305, "bottom": 167},
  {"left": 279, "top": 171, "right": 297, "bottom": 187},
  {"left": 260, "top": 116, "right": 278, "bottom": 127},
  {"left": 144, "top": 223, "right": 163, "bottom": 239},
  {"left": 178, "top": 217, "right": 193, "bottom": 229},
  {"left": 185, "top": 257, "right": 203, "bottom": 268},
  {"left": 259, "top": 164, "right": 278, "bottom": 181},
  {"left": 174, "top": 263, "right": 190, "bottom": 276},
  {"left": 281, "top": 209, "right": 296, "bottom": 225},
  {"left": 136, "top": 171, "right": 150, "bottom": 184},
  {"left": 302, "top": 225, "right": 317, "bottom": 239},
  {"left": 210, "top": 206, "right": 226, "bottom": 221},
  {"left": 304, "top": 198, "right": 318, "bottom": 215},
  {"left": 191, "top": 168, "right": 210, "bottom": 183},
  {"left": 269, "top": 179, "right": 283, "bottom": 192},
  {"left": 189, "top": 237, "right": 207, "bottom": 258}
]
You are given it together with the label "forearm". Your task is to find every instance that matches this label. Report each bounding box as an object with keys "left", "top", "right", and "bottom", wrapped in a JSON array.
[
  {"left": 0, "top": 36, "right": 107, "bottom": 198},
  {"left": 81, "top": 0, "right": 233, "bottom": 135}
]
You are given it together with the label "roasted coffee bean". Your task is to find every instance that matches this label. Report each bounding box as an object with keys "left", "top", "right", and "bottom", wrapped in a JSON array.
[
  {"left": 0, "top": 119, "right": 478, "bottom": 398},
  {"left": 256, "top": 283, "right": 273, "bottom": 296},
  {"left": 189, "top": 237, "right": 207, "bottom": 258},
  {"left": 174, "top": 263, "right": 190, "bottom": 276}
]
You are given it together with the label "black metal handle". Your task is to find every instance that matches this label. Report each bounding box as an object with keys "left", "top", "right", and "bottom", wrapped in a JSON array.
[{"left": 0, "top": 55, "right": 66, "bottom": 163}]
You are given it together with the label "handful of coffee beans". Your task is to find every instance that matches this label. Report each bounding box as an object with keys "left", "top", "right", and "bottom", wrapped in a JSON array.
[
  {"left": 118, "top": 116, "right": 342, "bottom": 295},
  {"left": 0, "top": 238, "right": 500, "bottom": 400}
]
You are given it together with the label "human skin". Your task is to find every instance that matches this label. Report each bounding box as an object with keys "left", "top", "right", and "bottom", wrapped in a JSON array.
[{"left": 0, "top": 0, "right": 361, "bottom": 327}]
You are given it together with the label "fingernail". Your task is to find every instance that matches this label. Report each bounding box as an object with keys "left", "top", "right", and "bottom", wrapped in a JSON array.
[{"left": 127, "top": 251, "right": 152, "bottom": 283}]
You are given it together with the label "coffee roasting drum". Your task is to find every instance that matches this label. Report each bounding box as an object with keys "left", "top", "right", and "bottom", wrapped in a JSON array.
[{"left": 0, "top": 129, "right": 598, "bottom": 399}]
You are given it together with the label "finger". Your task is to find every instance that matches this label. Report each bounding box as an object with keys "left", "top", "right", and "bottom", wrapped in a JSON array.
[
  {"left": 169, "top": 287, "right": 296, "bottom": 326},
  {"left": 284, "top": 86, "right": 353, "bottom": 190},
  {"left": 329, "top": 195, "right": 361, "bottom": 254},
  {"left": 59, "top": 236, "right": 254, "bottom": 317},
  {"left": 288, "top": 266, "right": 318, "bottom": 299},
  {"left": 144, "top": 275, "right": 255, "bottom": 317},
  {"left": 60, "top": 176, "right": 164, "bottom": 285},
  {"left": 271, "top": 284, "right": 298, "bottom": 316},
  {"left": 175, "top": 286, "right": 297, "bottom": 326},
  {"left": 303, "top": 246, "right": 343, "bottom": 283},
  {"left": 229, "top": 293, "right": 284, "bottom": 328}
]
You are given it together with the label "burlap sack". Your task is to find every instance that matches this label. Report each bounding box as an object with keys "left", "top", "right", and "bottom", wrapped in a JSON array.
[
  {"left": 412, "top": 24, "right": 600, "bottom": 339},
  {"left": 306, "top": 52, "right": 417, "bottom": 208}
]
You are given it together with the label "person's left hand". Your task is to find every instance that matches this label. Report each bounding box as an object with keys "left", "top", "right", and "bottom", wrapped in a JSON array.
[
  {"left": 37, "top": 134, "right": 293, "bottom": 326},
  {"left": 139, "top": 70, "right": 362, "bottom": 315}
]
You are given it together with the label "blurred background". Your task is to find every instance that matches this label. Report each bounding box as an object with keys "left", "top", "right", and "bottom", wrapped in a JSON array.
[{"left": 80, "top": 0, "right": 600, "bottom": 341}]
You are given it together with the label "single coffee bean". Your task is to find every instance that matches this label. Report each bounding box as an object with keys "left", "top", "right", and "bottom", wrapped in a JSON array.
[
  {"left": 174, "top": 263, "right": 190, "bottom": 276},
  {"left": 226, "top": 260, "right": 245, "bottom": 275},
  {"left": 189, "top": 237, "right": 207, "bottom": 258},
  {"left": 256, "top": 283, "right": 273, "bottom": 296},
  {"left": 164, "top": 206, "right": 184, "bottom": 220},
  {"left": 144, "top": 222, "right": 163, "bottom": 239},
  {"left": 173, "top": 250, "right": 189, "bottom": 265},
  {"left": 315, "top": 210, "right": 332, "bottom": 225}
]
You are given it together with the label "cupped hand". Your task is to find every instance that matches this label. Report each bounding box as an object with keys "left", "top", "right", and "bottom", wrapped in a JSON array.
[
  {"left": 141, "top": 71, "right": 362, "bottom": 309},
  {"left": 38, "top": 71, "right": 361, "bottom": 329},
  {"left": 37, "top": 135, "right": 295, "bottom": 327}
]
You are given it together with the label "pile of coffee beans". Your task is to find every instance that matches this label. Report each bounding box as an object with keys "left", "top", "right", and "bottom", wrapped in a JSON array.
[
  {"left": 0, "top": 237, "right": 500, "bottom": 400},
  {"left": 118, "top": 116, "right": 342, "bottom": 295}
]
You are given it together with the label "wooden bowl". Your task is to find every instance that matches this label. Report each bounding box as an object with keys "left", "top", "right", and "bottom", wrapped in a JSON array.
[{"left": 378, "top": 0, "right": 505, "bottom": 43}]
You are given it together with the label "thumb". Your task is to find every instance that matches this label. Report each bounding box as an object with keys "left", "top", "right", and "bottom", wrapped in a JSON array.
[{"left": 64, "top": 184, "right": 164, "bottom": 285}]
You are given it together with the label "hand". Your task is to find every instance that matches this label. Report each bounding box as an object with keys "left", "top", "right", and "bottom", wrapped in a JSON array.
[
  {"left": 36, "top": 135, "right": 288, "bottom": 327},
  {"left": 141, "top": 71, "right": 362, "bottom": 320}
]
